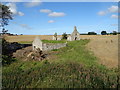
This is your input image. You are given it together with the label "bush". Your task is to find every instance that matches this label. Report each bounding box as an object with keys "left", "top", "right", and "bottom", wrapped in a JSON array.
[
  {"left": 2, "top": 38, "right": 16, "bottom": 66},
  {"left": 101, "top": 31, "right": 107, "bottom": 35}
]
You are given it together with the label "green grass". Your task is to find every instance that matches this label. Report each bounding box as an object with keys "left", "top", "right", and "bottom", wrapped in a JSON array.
[
  {"left": 18, "top": 40, "right": 66, "bottom": 44},
  {"left": 2, "top": 40, "right": 118, "bottom": 88},
  {"left": 18, "top": 41, "right": 32, "bottom": 44},
  {"left": 42, "top": 40, "right": 66, "bottom": 43}
]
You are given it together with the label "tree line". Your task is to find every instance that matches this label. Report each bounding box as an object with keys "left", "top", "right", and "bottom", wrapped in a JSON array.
[{"left": 80, "top": 30, "right": 119, "bottom": 35}]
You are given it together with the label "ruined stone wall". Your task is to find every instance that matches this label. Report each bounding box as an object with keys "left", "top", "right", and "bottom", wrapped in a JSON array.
[
  {"left": 32, "top": 36, "right": 66, "bottom": 51},
  {"left": 42, "top": 43, "right": 66, "bottom": 51}
]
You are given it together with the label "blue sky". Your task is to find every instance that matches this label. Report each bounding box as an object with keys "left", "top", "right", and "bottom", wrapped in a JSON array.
[{"left": 3, "top": 2, "right": 118, "bottom": 35}]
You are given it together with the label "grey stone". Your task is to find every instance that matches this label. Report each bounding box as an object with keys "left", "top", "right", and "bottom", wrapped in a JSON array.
[
  {"left": 32, "top": 36, "right": 66, "bottom": 51},
  {"left": 67, "top": 26, "right": 80, "bottom": 41}
]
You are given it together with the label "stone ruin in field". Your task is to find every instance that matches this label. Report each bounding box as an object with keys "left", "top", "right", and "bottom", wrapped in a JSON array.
[
  {"left": 32, "top": 36, "right": 67, "bottom": 51},
  {"left": 67, "top": 26, "right": 80, "bottom": 41},
  {"left": 52, "top": 26, "right": 80, "bottom": 41},
  {"left": 52, "top": 36, "right": 62, "bottom": 41}
]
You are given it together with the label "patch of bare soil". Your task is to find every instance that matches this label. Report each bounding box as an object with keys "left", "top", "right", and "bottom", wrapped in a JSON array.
[
  {"left": 12, "top": 46, "right": 60, "bottom": 62},
  {"left": 86, "top": 35, "right": 118, "bottom": 68}
]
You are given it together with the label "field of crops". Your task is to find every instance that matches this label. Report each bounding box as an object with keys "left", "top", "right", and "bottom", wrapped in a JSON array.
[{"left": 2, "top": 40, "right": 118, "bottom": 88}]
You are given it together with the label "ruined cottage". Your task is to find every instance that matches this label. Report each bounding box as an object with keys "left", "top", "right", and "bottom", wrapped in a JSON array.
[
  {"left": 32, "top": 36, "right": 43, "bottom": 51},
  {"left": 52, "top": 35, "right": 62, "bottom": 41},
  {"left": 67, "top": 26, "right": 80, "bottom": 41},
  {"left": 32, "top": 36, "right": 66, "bottom": 51}
]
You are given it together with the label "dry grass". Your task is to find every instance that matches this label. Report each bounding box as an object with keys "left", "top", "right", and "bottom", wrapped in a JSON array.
[
  {"left": 86, "top": 35, "right": 118, "bottom": 68},
  {"left": 5, "top": 35, "right": 118, "bottom": 68},
  {"left": 5, "top": 35, "right": 55, "bottom": 42}
]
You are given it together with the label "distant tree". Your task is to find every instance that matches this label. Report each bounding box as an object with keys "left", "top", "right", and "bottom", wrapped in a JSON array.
[
  {"left": 113, "top": 31, "right": 117, "bottom": 35},
  {"left": 54, "top": 32, "right": 57, "bottom": 40},
  {"left": 88, "top": 32, "right": 97, "bottom": 35},
  {"left": 62, "top": 32, "right": 67, "bottom": 39},
  {"left": 101, "top": 31, "right": 107, "bottom": 35},
  {"left": 80, "top": 33, "right": 88, "bottom": 35},
  {"left": 54, "top": 32, "right": 57, "bottom": 37}
]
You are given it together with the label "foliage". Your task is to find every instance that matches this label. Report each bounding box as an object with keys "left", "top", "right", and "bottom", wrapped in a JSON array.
[
  {"left": 2, "top": 38, "right": 16, "bottom": 66},
  {"left": 62, "top": 32, "right": 67, "bottom": 39},
  {"left": 113, "top": 31, "right": 117, "bottom": 35},
  {"left": 88, "top": 32, "right": 97, "bottom": 35},
  {"left": 101, "top": 31, "right": 107, "bottom": 35},
  {"left": 2, "top": 28, "right": 8, "bottom": 35},
  {"left": 54, "top": 32, "right": 57, "bottom": 37},
  {"left": 2, "top": 40, "right": 118, "bottom": 88},
  {"left": 0, "top": 3, "right": 12, "bottom": 27}
]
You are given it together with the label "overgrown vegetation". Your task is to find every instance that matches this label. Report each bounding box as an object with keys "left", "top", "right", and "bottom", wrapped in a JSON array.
[
  {"left": 2, "top": 40, "right": 118, "bottom": 88},
  {"left": 2, "top": 38, "right": 16, "bottom": 66}
]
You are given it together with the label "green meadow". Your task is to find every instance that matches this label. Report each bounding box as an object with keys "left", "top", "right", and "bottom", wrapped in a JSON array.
[{"left": 2, "top": 40, "right": 118, "bottom": 88}]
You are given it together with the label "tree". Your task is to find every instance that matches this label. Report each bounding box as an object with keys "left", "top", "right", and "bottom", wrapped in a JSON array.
[
  {"left": 0, "top": 3, "right": 12, "bottom": 28},
  {"left": 54, "top": 32, "right": 57, "bottom": 40},
  {"left": 54, "top": 32, "right": 57, "bottom": 37},
  {"left": 101, "top": 31, "right": 107, "bottom": 35},
  {"left": 0, "top": 4, "right": 14, "bottom": 65},
  {"left": 88, "top": 32, "right": 97, "bottom": 35},
  {"left": 2, "top": 28, "right": 8, "bottom": 35},
  {"left": 62, "top": 32, "right": 67, "bottom": 39},
  {"left": 113, "top": 31, "right": 117, "bottom": 35}
]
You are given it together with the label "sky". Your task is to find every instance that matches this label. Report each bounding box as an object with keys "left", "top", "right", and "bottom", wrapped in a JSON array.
[{"left": 1, "top": 2, "right": 119, "bottom": 35}]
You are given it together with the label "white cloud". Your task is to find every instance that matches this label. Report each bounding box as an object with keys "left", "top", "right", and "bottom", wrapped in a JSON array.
[
  {"left": 18, "top": 12, "right": 24, "bottom": 16},
  {"left": 98, "top": 11, "right": 107, "bottom": 16},
  {"left": 111, "top": 14, "right": 118, "bottom": 19},
  {"left": 6, "top": 3, "right": 24, "bottom": 16},
  {"left": 25, "top": 0, "right": 42, "bottom": 7},
  {"left": 48, "top": 20, "right": 55, "bottom": 23},
  {"left": 111, "top": 24, "right": 118, "bottom": 26},
  {"left": 98, "top": 5, "right": 119, "bottom": 19},
  {"left": 108, "top": 5, "right": 118, "bottom": 13},
  {"left": 6, "top": 3, "right": 17, "bottom": 15},
  {"left": 48, "top": 12, "right": 66, "bottom": 17},
  {"left": 12, "top": 22, "right": 32, "bottom": 30},
  {"left": 20, "top": 24, "right": 32, "bottom": 29},
  {"left": 40, "top": 9, "right": 52, "bottom": 13}
]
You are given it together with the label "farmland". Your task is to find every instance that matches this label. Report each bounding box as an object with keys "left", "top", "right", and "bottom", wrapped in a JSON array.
[{"left": 5, "top": 35, "right": 118, "bottom": 68}]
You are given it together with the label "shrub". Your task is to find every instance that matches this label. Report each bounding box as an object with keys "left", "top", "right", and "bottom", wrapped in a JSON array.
[{"left": 101, "top": 31, "right": 107, "bottom": 35}]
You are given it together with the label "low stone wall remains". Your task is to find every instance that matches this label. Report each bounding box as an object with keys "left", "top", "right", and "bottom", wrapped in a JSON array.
[{"left": 42, "top": 43, "right": 66, "bottom": 51}]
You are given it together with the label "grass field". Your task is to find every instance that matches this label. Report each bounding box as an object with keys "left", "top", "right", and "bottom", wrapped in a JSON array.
[
  {"left": 2, "top": 40, "right": 118, "bottom": 88},
  {"left": 5, "top": 35, "right": 118, "bottom": 68}
]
